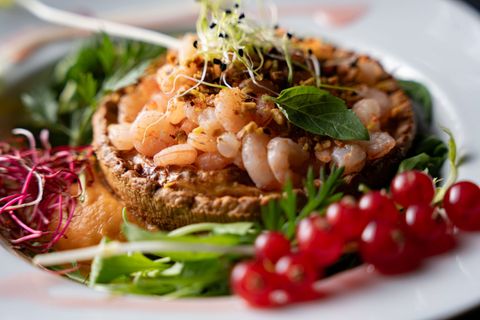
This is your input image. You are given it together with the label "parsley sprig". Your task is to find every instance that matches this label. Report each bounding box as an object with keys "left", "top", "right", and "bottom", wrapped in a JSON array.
[{"left": 22, "top": 35, "right": 165, "bottom": 146}]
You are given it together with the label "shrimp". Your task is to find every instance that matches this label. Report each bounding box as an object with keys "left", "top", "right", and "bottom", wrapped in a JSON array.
[
  {"left": 153, "top": 144, "right": 197, "bottom": 167},
  {"left": 166, "top": 98, "right": 187, "bottom": 125},
  {"left": 196, "top": 152, "right": 232, "bottom": 170},
  {"left": 156, "top": 63, "right": 197, "bottom": 93},
  {"left": 198, "top": 107, "right": 223, "bottom": 136},
  {"left": 118, "top": 75, "right": 159, "bottom": 123},
  {"left": 352, "top": 98, "right": 381, "bottom": 131},
  {"left": 178, "top": 34, "right": 198, "bottom": 66},
  {"left": 267, "top": 137, "right": 309, "bottom": 185},
  {"left": 217, "top": 132, "right": 241, "bottom": 158},
  {"left": 180, "top": 119, "right": 197, "bottom": 134},
  {"left": 108, "top": 123, "right": 134, "bottom": 151},
  {"left": 358, "top": 87, "right": 392, "bottom": 117},
  {"left": 130, "top": 110, "right": 175, "bottom": 157},
  {"left": 214, "top": 88, "right": 252, "bottom": 133},
  {"left": 356, "top": 58, "right": 384, "bottom": 85},
  {"left": 187, "top": 129, "right": 217, "bottom": 153},
  {"left": 331, "top": 144, "right": 366, "bottom": 175},
  {"left": 242, "top": 132, "right": 280, "bottom": 190},
  {"left": 144, "top": 91, "right": 174, "bottom": 113},
  {"left": 358, "top": 131, "right": 396, "bottom": 160},
  {"left": 253, "top": 96, "right": 275, "bottom": 126}
]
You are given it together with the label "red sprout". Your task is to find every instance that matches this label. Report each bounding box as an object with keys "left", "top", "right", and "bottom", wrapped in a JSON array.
[{"left": 0, "top": 129, "right": 93, "bottom": 254}]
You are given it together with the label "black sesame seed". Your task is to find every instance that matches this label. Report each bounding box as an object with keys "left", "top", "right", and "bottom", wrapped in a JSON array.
[
  {"left": 210, "top": 22, "right": 217, "bottom": 29},
  {"left": 224, "top": 33, "right": 229, "bottom": 39},
  {"left": 220, "top": 63, "right": 227, "bottom": 71},
  {"left": 219, "top": 33, "right": 224, "bottom": 38},
  {"left": 225, "top": 9, "right": 232, "bottom": 14},
  {"left": 234, "top": 3, "right": 239, "bottom": 8},
  {"left": 274, "top": 24, "right": 279, "bottom": 29},
  {"left": 308, "top": 48, "right": 313, "bottom": 55},
  {"left": 238, "top": 48, "right": 244, "bottom": 57},
  {"left": 193, "top": 40, "right": 198, "bottom": 49},
  {"left": 239, "top": 13, "right": 245, "bottom": 19},
  {"left": 286, "top": 32, "right": 293, "bottom": 39},
  {"left": 213, "top": 58, "right": 222, "bottom": 65}
]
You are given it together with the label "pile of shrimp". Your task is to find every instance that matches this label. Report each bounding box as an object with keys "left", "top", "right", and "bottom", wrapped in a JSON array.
[{"left": 107, "top": 35, "right": 401, "bottom": 191}]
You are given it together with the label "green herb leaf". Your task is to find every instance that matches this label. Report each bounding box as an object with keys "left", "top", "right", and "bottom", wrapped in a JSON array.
[
  {"left": 260, "top": 166, "right": 344, "bottom": 239},
  {"left": 22, "top": 35, "right": 165, "bottom": 146},
  {"left": 398, "top": 135, "right": 448, "bottom": 176},
  {"left": 122, "top": 211, "right": 254, "bottom": 261},
  {"left": 90, "top": 241, "right": 170, "bottom": 284},
  {"left": 274, "top": 86, "right": 369, "bottom": 140},
  {"left": 398, "top": 80, "right": 433, "bottom": 125}
]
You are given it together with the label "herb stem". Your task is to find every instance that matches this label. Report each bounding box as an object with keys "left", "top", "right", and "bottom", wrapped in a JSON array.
[{"left": 33, "top": 240, "right": 255, "bottom": 266}]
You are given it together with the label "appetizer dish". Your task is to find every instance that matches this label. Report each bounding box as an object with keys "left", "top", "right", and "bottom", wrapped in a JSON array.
[{"left": 1, "top": 0, "right": 479, "bottom": 309}]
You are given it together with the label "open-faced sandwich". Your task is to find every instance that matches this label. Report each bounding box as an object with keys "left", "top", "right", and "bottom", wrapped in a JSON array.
[{"left": 93, "top": 30, "right": 415, "bottom": 230}]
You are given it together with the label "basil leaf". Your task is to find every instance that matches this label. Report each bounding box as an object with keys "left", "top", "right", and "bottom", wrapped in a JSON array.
[
  {"left": 398, "top": 80, "right": 433, "bottom": 126},
  {"left": 274, "top": 86, "right": 369, "bottom": 140}
]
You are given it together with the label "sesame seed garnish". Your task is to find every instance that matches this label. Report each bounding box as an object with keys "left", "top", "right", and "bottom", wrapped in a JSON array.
[
  {"left": 213, "top": 58, "right": 222, "bottom": 65},
  {"left": 238, "top": 48, "right": 244, "bottom": 57},
  {"left": 193, "top": 40, "right": 198, "bottom": 49},
  {"left": 225, "top": 9, "right": 232, "bottom": 15},
  {"left": 209, "top": 22, "right": 217, "bottom": 29},
  {"left": 286, "top": 32, "right": 293, "bottom": 39},
  {"left": 239, "top": 13, "right": 245, "bottom": 19}
]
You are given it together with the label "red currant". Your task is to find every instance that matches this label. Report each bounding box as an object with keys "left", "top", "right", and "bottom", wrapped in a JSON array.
[
  {"left": 404, "top": 204, "right": 437, "bottom": 236},
  {"left": 275, "top": 252, "right": 319, "bottom": 301},
  {"left": 296, "top": 216, "right": 344, "bottom": 267},
  {"left": 254, "top": 231, "right": 291, "bottom": 263},
  {"left": 443, "top": 181, "right": 480, "bottom": 231},
  {"left": 360, "top": 221, "right": 422, "bottom": 274},
  {"left": 326, "top": 197, "right": 366, "bottom": 241},
  {"left": 404, "top": 204, "right": 456, "bottom": 256},
  {"left": 358, "top": 191, "right": 399, "bottom": 224},
  {"left": 390, "top": 170, "right": 435, "bottom": 207},
  {"left": 231, "top": 260, "right": 289, "bottom": 307}
]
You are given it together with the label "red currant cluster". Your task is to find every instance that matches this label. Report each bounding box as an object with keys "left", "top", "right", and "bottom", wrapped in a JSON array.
[{"left": 230, "top": 170, "right": 480, "bottom": 308}]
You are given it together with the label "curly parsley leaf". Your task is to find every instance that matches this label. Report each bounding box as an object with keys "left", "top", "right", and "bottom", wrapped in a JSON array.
[{"left": 273, "top": 86, "right": 369, "bottom": 141}]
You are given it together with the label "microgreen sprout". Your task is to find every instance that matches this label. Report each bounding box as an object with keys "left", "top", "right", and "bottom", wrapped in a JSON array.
[{"left": 0, "top": 129, "right": 92, "bottom": 253}]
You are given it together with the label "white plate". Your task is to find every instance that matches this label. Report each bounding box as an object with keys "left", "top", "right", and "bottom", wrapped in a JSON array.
[{"left": 0, "top": 0, "right": 479, "bottom": 319}]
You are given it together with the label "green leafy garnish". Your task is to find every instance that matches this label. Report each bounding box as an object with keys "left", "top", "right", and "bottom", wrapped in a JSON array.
[
  {"left": 273, "top": 86, "right": 369, "bottom": 141},
  {"left": 433, "top": 128, "right": 458, "bottom": 203},
  {"left": 86, "top": 216, "right": 257, "bottom": 297},
  {"left": 398, "top": 80, "right": 433, "bottom": 125},
  {"left": 398, "top": 135, "right": 448, "bottom": 176},
  {"left": 22, "top": 35, "right": 165, "bottom": 146},
  {"left": 262, "top": 166, "right": 344, "bottom": 239},
  {"left": 90, "top": 239, "right": 170, "bottom": 284}
]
